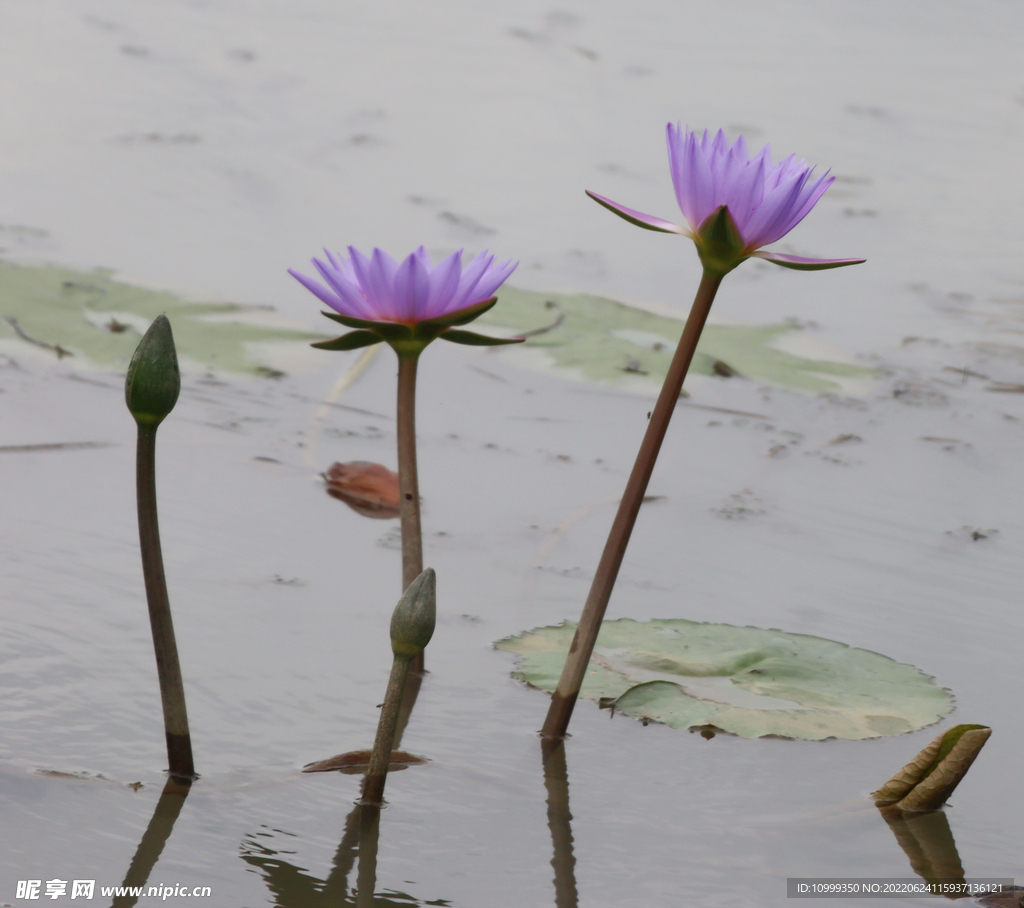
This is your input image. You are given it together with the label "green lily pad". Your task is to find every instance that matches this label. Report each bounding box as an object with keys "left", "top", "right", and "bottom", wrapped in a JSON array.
[
  {"left": 482, "top": 286, "right": 880, "bottom": 394},
  {"left": 0, "top": 261, "right": 324, "bottom": 374},
  {"left": 495, "top": 619, "right": 952, "bottom": 740}
]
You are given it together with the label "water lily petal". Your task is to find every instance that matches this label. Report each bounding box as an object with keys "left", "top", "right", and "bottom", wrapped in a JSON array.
[
  {"left": 682, "top": 128, "right": 716, "bottom": 227},
  {"left": 310, "top": 257, "right": 378, "bottom": 319},
  {"left": 291, "top": 245, "right": 517, "bottom": 337},
  {"left": 392, "top": 249, "right": 432, "bottom": 323},
  {"left": 741, "top": 171, "right": 813, "bottom": 248},
  {"left": 464, "top": 255, "right": 518, "bottom": 305},
  {"left": 585, "top": 191, "right": 691, "bottom": 235},
  {"left": 751, "top": 250, "right": 866, "bottom": 270},
  {"left": 288, "top": 269, "right": 341, "bottom": 310},
  {"left": 771, "top": 170, "right": 835, "bottom": 241},
  {"left": 422, "top": 250, "right": 464, "bottom": 321}
]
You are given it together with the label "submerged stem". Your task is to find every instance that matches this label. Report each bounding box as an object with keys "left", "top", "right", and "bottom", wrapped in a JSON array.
[
  {"left": 396, "top": 353, "right": 425, "bottom": 673},
  {"left": 136, "top": 425, "right": 195, "bottom": 778},
  {"left": 541, "top": 269, "right": 724, "bottom": 739}
]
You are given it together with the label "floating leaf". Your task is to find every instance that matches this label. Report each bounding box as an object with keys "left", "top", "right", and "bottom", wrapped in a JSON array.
[
  {"left": 0, "top": 262, "right": 324, "bottom": 374},
  {"left": 478, "top": 287, "right": 880, "bottom": 394},
  {"left": 495, "top": 619, "right": 952, "bottom": 740},
  {"left": 301, "top": 750, "right": 429, "bottom": 775}
]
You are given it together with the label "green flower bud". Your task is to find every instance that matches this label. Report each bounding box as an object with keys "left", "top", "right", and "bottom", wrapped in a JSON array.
[
  {"left": 125, "top": 315, "right": 180, "bottom": 427},
  {"left": 390, "top": 568, "right": 436, "bottom": 658}
]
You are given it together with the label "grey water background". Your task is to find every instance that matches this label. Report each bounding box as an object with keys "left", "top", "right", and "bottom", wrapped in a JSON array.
[{"left": 2, "top": 1, "right": 1024, "bottom": 905}]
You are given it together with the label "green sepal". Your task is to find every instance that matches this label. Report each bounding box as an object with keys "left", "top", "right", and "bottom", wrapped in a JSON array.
[
  {"left": 125, "top": 314, "right": 180, "bottom": 428},
  {"left": 390, "top": 568, "right": 437, "bottom": 658},
  {"left": 415, "top": 297, "right": 498, "bottom": 336},
  {"left": 317, "top": 298, "right": 508, "bottom": 357},
  {"left": 440, "top": 329, "right": 525, "bottom": 346},
  {"left": 319, "top": 310, "right": 412, "bottom": 342},
  {"left": 311, "top": 330, "right": 383, "bottom": 351},
  {"left": 695, "top": 205, "right": 748, "bottom": 276},
  {"left": 320, "top": 309, "right": 369, "bottom": 329}
]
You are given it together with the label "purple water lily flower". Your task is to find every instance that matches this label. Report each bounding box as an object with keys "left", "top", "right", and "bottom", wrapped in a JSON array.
[
  {"left": 291, "top": 246, "right": 520, "bottom": 354},
  {"left": 588, "top": 125, "right": 864, "bottom": 275}
]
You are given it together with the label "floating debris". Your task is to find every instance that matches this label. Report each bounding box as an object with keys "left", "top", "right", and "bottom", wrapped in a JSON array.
[{"left": 323, "top": 461, "right": 401, "bottom": 519}]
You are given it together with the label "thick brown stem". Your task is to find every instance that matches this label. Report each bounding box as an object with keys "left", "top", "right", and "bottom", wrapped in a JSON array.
[
  {"left": 396, "top": 354, "right": 425, "bottom": 674},
  {"left": 360, "top": 654, "right": 412, "bottom": 806},
  {"left": 541, "top": 270, "right": 724, "bottom": 739},
  {"left": 136, "top": 425, "right": 195, "bottom": 778}
]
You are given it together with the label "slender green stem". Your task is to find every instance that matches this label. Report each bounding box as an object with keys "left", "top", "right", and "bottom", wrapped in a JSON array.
[
  {"left": 396, "top": 353, "right": 425, "bottom": 674},
  {"left": 541, "top": 269, "right": 724, "bottom": 739},
  {"left": 136, "top": 424, "right": 195, "bottom": 778},
  {"left": 360, "top": 653, "right": 412, "bottom": 806}
]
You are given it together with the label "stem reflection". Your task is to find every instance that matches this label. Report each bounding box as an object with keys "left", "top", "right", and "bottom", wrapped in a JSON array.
[
  {"left": 541, "top": 738, "right": 579, "bottom": 908},
  {"left": 110, "top": 776, "right": 192, "bottom": 908}
]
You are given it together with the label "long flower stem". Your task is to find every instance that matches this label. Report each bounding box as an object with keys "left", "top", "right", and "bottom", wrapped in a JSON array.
[
  {"left": 136, "top": 425, "right": 195, "bottom": 778},
  {"left": 541, "top": 269, "right": 724, "bottom": 739},
  {"left": 396, "top": 353, "right": 425, "bottom": 673}
]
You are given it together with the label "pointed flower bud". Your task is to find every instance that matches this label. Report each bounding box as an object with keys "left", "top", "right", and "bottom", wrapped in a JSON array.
[
  {"left": 290, "top": 246, "right": 522, "bottom": 356},
  {"left": 125, "top": 315, "right": 180, "bottom": 427},
  {"left": 587, "top": 125, "right": 865, "bottom": 275},
  {"left": 390, "top": 568, "right": 436, "bottom": 658}
]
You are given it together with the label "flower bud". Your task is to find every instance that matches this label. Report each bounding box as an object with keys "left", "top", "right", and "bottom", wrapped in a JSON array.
[
  {"left": 125, "top": 315, "right": 180, "bottom": 427},
  {"left": 390, "top": 568, "right": 436, "bottom": 658}
]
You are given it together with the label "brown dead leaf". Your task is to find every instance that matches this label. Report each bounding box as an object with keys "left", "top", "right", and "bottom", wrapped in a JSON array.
[
  {"left": 301, "top": 750, "right": 429, "bottom": 774},
  {"left": 323, "top": 461, "right": 400, "bottom": 519}
]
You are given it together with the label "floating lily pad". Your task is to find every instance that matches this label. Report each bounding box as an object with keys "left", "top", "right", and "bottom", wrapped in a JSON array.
[
  {"left": 0, "top": 261, "right": 323, "bottom": 374},
  {"left": 495, "top": 619, "right": 952, "bottom": 740},
  {"left": 481, "top": 286, "right": 879, "bottom": 394}
]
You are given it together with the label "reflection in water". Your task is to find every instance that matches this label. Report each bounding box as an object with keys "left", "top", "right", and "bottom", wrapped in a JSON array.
[
  {"left": 240, "top": 804, "right": 448, "bottom": 906},
  {"left": 354, "top": 806, "right": 381, "bottom": 908},
  {"left": 541, "top": 738, "right": 579, "bottom": 908},
  {"left": 878, "top": 806, "right": 966, "bottom": 898},
  {"left": 110, "top": 776, "right": 192, "bottom": 908},
  {"left": 243, "top": 669, "right": 449, "bottom": 906}
]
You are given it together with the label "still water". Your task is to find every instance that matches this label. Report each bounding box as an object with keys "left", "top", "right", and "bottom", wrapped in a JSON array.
[{"left": 2, "top": 1, "right": 1023, "bottom": 905}]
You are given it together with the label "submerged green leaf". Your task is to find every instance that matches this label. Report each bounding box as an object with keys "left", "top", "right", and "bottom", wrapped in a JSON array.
[
  {"left": 495, "top": 619, "right": 952, "bottom": 740},
  {"left": 0, "top": 262, "right": 324, "bottom": 374},
  {"left": 477, "top": 287, "right": 880, "bottom": 394}
]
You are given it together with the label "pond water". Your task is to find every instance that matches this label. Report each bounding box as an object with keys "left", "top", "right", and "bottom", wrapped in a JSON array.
[{"left": 3, "top": 1, "right": 1024, "bottom": 905}]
